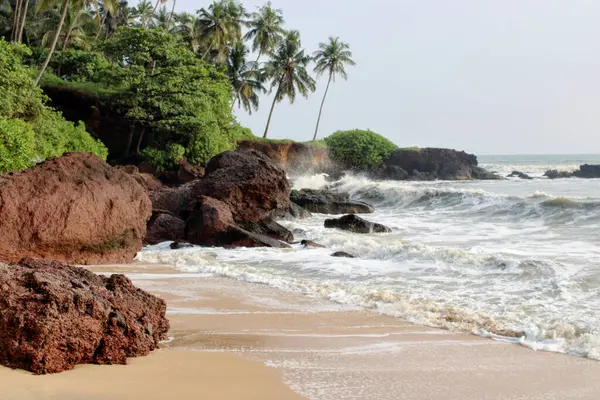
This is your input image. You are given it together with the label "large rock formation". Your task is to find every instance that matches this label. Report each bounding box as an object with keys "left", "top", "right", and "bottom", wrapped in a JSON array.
[
  {"left": 0, "top": 258, "right": 169, "bottom": 374},
  {"left": 291, "top": 189, "right": 374, "bottom": 214},
  {"left": 544, "top": 164, "right": 600, "bottom": 179},
  {"left": 236, "top": 140, "right": 331, "bottom": 174},
  {"left": 373, "top": 148, "right": 502, "bottom": 181},
  {"left": 0, "top": 153, "right": 152, "bottom": 264},
  {"left": 148, "top": 150, "right": 293, "bottom": 248},
  {"left": 324, "top": 214, "right": 392, "bottom": 234}
]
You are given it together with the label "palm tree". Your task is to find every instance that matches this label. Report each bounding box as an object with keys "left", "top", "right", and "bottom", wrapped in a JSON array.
[
  {"left": 148, "top": 0, "right": 167, "bottom": 26},
  {"left": 135, "top": 0, "right": 153, "bottom": 27},
  {"left": 174, "top": 12, "right": 201, "bottom": 52},
  {"left": 196, "top": 0, "right": 246, "bottom": 63},
  {"left": 34, "top": 0, "right": 98, "bottom": 85},
  {"left": 226, "top": 41, "right": 264, "bottom": 114},
  {"left": 152, "top": 5, "right": 170, "bottom": 29},
  {"left": 262, "top": 30, "right": 315, "bottom": 138},
  {"left": 311, "top": 37, "right": 355, "bottom": 141},
  {"left": 40, "top": 2, "right": 94, "bottom": 50}
]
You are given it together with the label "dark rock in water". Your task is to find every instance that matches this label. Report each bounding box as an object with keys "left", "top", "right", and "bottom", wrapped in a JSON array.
[
  {"left": 324, "top": 214, "right": 391, "bottom": 234},
  {"left": 0, "top": 258, "right": 169, "bottom": 374},
  {"left": 544, "top": 169, "right": 573, "bottom": 179},
  {"left": 301, "top": 240, "right": 325, "bottom": 248},
  {"left": 291, "top": 189, "right": 374, "bottom": 214},
  {"left": 170, "top": 240, "right": 194, "bottom": 249},
  {"left": 507, "top": 170, "right": 533, "bottom": 180},
  {"left": 471, "top": 167, "right": 504, "bottom": 180},
  {"left": 331, "top": 251, "right": 355, "bottom": 258},
  {"left": 237, "top": 218, "right": 294, "bottom": 243},
  {"left": 374, "top": 148, "right": 502, "bottom": 181},
  {"left": 223, "top": 226, "right": 292, "bottom": 249},
  {"left": 574, "top": 164, "right": 600, "bottom": 178},
  {"left": 270, "top": 202, "right": 312, "bottom": 220},
  {"left": 146, "top": 211, "right": 186, "bottom": 245},
  {"left": 0, "top": 153, "right": 151, "bottom": 265}
]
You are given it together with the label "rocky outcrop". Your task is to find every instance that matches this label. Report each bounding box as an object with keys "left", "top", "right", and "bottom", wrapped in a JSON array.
[
  {"left": 324, "top": 214, "right": 391, "bottom": 234},
  {"left": 176, "top": 159, "right": 205, "bottom": 183},
  {"left": 0, "top": 258, "right": 169, "bottom": 374},
  {"left": 545, "top": 165, "right": 600, "bottom": 179},
  {"left": 291, "top": 189, "right": 374, "bottom": 214},
  {"left": 301, "top": 240, "right": 325, "bottom": 248},
  {"left": 508, "top": 171, "right": 533, "bottom": 180},
  {"left": 148, "top": 150, "right": 292, "bottom": 248},
  {"left": 236, "top": 140, "right": 331, "bottom": 174},
  {"left": 373, "top": 148, "right": 502, "bottom": 181},
  {"left": 269, "top": 202, "right": 313, "bottom": 220},
  {"left": 0, "top": 153, "right": 152, "bottom": 265}
]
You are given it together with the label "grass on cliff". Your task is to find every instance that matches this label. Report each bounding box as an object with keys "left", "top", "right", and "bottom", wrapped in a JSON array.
[
  {"left": 238, "top": 136, "right": 328, "bottom": 149},
  {"left": 39, "top": 73, "right": 126, "bottom": 99}
]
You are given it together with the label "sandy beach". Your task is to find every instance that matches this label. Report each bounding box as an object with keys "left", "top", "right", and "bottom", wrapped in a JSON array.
[{"left": 2, "top": 262, "right": 600, "bottom": 399}]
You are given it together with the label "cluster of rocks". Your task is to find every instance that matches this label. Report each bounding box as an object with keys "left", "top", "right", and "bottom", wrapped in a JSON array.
[{"left": 545, "top": 164, "right": 600, "bottom": 179}]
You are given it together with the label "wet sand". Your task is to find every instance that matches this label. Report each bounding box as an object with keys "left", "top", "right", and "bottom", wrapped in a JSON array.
[{"left": 2, "top": 262, "right": 600, "bottom": 399}]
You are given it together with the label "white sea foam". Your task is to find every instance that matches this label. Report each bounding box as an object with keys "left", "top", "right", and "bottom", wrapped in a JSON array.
[{"left": 137, "top": 168, "right": 600, "bottom": 362}]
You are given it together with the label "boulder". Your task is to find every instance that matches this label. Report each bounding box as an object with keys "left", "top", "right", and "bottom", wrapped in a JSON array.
[
  {"left": 291, "top": 189, "right": 374, "bottom": 214},
  {"left": 237, "top": 218, "right": 294, "bottom": 243},
  {"left": 0, "top": 258, "right": 169, "bottom": 374},
  {"left": 146, "top": 211, "right": 186, "bottom": 245},
  {"left": 331, "top": 251, "right": 355, "bottom": 258},
  {"left": 176, "top": 159, "right": 205, "bottom": 183},
  {"left": 507, "top": 171, "right": 533, "bottom": 180},
  {"left": 324, "top": 214, "right": 392, "bottom": 234},
  {"left": 301, "top": 240, "right": 325, "bottom": 248},
  {"left": 185, "top": 196, "right": 290, "bottom": 248},
  {"left": 196, "top": 150, "right": 290, "bottom": 222},
  {"left": 0, "top": 153, "right": 151, "bottom": 265}
]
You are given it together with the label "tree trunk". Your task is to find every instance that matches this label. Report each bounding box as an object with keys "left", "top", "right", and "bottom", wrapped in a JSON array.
[
  {"left": 12, "top": 0, "right": 21, "bottom": 41},
  {"left": 148, "top": 0, "right": 160, "bottom": 26},
  {"left": 62, "top": 27, "right": 73, "bottom": 50},
  {"left": 263, "top": 75, "right": 284, "bottom": 138},
  {"left": 200, "top": 45, "right": 212, "bottom": 61},
  {"left": 167, "top": 0, "right": 176, "bottom": 26},
  {"left": 95, "top": 13, "right": 107, "bottom": 39},
  {"left": 136, "top": 127, "right": 146, "bottom": 155},
  {"left": 16, "top": 0, "right": 29, "bottom": 42},
  {"left": 34, "top": 0, "right": 69, "bottom": 86},
  {"left": 312, "top": 72, "right": 332, "bottom": 141},
  {"left": 125, "top": 123, "right": 135, "bottom": 156}
]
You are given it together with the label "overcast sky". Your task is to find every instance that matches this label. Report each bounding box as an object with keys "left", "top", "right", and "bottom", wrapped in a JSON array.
[{"left": 172, "top": 0, "right": 600, "bottom": 155}]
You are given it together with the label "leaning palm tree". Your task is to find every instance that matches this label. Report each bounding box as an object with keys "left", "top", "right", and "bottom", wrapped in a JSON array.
[
  {"left": 262, "top": 30, "right": 316, "bottom": 138},
  {"left": 174, "top": 12, "right": 201, "bottom": 52},
  {"left": 196, "top": 0, "right": 246, "bottom": 63},
  {"left": 34, "top": 0, "right": 98, "bottom": 85},
  {"left": 311, "top": 37, "right": 355, "bottom": 141},
  {"left": 226, "top": 41, "right": 264, "bottom": 114},
  {"left": 152, "top": 5, "right": 170, "bottom": 29},
  {"left": 243, "top": 1, "right": 283, "bottom": 70},
  {"left": 40, "top": 2, "right": 94, "bottom": 50}
]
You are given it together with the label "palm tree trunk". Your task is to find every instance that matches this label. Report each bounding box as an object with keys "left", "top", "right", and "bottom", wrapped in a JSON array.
[
  {"left": 167, "top": 0, "right": 176, "bottom": 26},
  {"left": 312, "top": 72, "right": 332, "bottom": 141},
  {"left": 201, "top": 45, "right": 212, "bottom": 61},
  {"left": 135, "top": 127, "right": 146, "bottom": 155},
  {"left": 263, "top": 76, "right": 284, "bottom": 138},
  {"left": 62, "top": 27, "right": 74, "bottom": 50},
  {"left": 12, "top": 0, "right": 21, "bottom": 41},
  {"left": 125, "top": 123, "right": 135, "bottom": 155},
  {"left": 16, "top": 0, "right": 29, "bottom": 42},
  {"left": 148, "top": 0, "right": 160, "bottom": 26},
  {"left": 34, "top": 0, "right": 69, "bottom": 86},
  {"left": 95, "top": 13, "right": 107, "bottom": 40}
]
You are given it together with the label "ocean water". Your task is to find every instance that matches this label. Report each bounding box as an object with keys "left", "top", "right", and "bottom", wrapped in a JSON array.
[{"left": 137, "top": 154, "right": 600, "bottom": 361}]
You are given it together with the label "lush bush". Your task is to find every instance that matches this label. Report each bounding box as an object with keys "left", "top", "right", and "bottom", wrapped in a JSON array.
[
  {"left": 0, "top": 118, "right": 37, "bottom": 172},
  {"left": 324, "top": 129, "right": 398, "bottom": 171},
  {"left": 0, "top": 39, "right": 108, "bottom": 172},
  {"left": 49, "top": 49, "right": 112, "bottom": 82}
]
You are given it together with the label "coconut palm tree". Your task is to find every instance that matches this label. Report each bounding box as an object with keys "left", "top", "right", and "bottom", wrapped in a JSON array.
[
  {"left": 135, "top": 0, "right": 153, "bottom": 27},
  {"left": 262, "top": 30, "right": 315, "bottom": 138},
  {"left": 34, "top": 0, "right": 99, "bottom": 85},
  {"left": 173, "top": 12, "right": 200, "bottom": 52},
  {"left": 243, "top": 1, "right": 283, "bottom": 70},
  {"left": 226, "top": 41, "right": 264, "bottom": 114},
  {"left": 311, "top": 37, "right": 355, "bottom": 141},
  {"left": 196, "top": 0, "right": 246, "bottom": 63},
  {"left": 39, "top": 2, "right": 94, "bottom": 50},
  {"left": 152, "top": 5, "right": 170, "bottom": 29}
]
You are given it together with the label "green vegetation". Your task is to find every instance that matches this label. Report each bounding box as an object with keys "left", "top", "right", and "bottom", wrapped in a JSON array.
[
  {"left": 325, "top": 129, "right": 398, "bottom": 171},
  {"left": 0, "top": 40, "right": 106, "bottom": 172},
  {"left": 0, "top": 0, "right": 357, "bottom": 172}
]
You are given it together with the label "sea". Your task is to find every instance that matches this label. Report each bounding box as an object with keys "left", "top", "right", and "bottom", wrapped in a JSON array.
[{"left": 138, "top": 154, "right": 600, "bottom": 361}]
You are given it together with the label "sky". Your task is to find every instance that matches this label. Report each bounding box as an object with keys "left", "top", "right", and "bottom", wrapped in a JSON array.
[{"left": 172, "top": 0, "right": 600, "bottom": 155}]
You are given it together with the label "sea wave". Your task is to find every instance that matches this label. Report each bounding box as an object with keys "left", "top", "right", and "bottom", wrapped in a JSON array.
[{"left": 480, "top": 163, "right": 578, "bottom": 177}]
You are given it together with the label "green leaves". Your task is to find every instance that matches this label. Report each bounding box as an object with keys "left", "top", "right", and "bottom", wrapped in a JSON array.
[
  {"left": 0, "top": 117, "right": 37, "bottom": 172},
  {"left": 325, "top": 129, "right": 398, "bottom": 171}
]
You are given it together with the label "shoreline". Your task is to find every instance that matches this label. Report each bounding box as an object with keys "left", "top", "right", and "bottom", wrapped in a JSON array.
[{"left": 4, "top": 262, "right": 599, "bottom": 399}]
